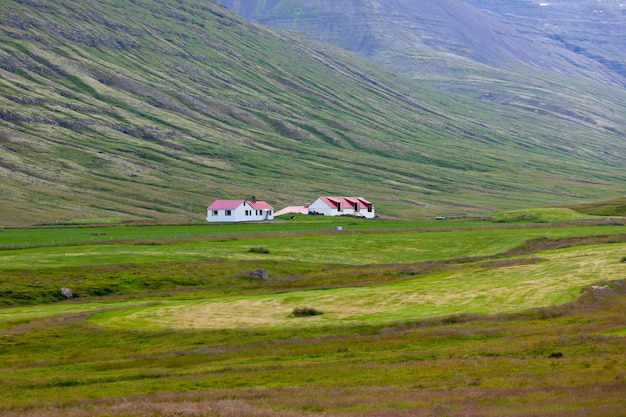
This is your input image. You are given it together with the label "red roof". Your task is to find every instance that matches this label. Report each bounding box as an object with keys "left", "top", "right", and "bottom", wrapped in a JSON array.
[
  {"left": 208, "top": 200, "right": 245, "bottom": 210},
  {"left": 320, "top": 197, "right": 372, "bottom": 209},
  {"left": 208, "top": 199, "right": 273, "bottom": 210},
  {"left": 249, "top": 201, "right": 273, "bottom": 210}
]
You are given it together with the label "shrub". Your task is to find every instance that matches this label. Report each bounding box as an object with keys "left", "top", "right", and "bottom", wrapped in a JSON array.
[
  {"left": 620, "top": 256, "right": 626, "bottom": 263},
  {"left": 248, "top": 247, "right": 270, "bottom": 254},
  {"left": 291, "top": 307, "right": 323, "bottom": 317}
]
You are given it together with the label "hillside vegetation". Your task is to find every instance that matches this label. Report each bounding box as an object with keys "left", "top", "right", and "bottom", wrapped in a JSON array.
[
  {"left": 568, "top": 196, "right": 626, "bottom": 217},
  {"left": 220, "top": 0, "right": 626, "bottom": 113},
  {"left": 221, "top": 0, "right": 626, "bottom": 84},
  {"left": 1, "top": 0, "right": 626, "bottom": 226}
]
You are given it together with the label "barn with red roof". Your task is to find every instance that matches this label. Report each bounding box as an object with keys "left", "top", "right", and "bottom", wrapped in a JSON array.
[{"left": 307, "top": 196, "right": 375, "bottom": 218}]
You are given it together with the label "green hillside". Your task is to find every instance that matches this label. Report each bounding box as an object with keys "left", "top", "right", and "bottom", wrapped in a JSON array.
[
  {"left": 221, "top": 1, "right": 626, "bottom": 85},
  {"left": 568, "top": 196, "right": 626, "bottom": 217},
  {"left": 1, "top": 0, "right": 625, "bottom": 226}
]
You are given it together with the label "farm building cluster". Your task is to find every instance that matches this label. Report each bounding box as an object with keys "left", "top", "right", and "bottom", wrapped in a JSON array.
[{"left": 206, "top": 196, "right": 375, "bottom": 223}]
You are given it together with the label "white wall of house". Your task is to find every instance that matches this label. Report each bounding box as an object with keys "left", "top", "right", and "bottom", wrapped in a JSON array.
[
  {"left": 308, "top": 198, "right": 334, "bottom": 216},
  {"left": 207, "top": 203, "right": 245, "bottom": 222},
  {"left": 247, "top": 207, "right": 273, "bottom": 221},
  {"left": 206, "top": 201, "right": 274, "bottom": 222},
  {"left": 308, "top": 197, "right": 375, "bottom": 219},
  {"left": 357, "top": 208, "right": 375, "bottom": 218}
]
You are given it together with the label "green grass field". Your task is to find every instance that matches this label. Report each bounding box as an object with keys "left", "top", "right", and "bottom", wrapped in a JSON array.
[
  {"left": 88, "top": 242, "right": 626, "bottom": 330},
  {"left": 0, "top": 215, "right": 625, "bottom": 416}
]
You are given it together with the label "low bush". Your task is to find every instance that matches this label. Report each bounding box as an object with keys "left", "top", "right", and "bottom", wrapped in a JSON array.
[
  {"left": 291, "top": 307, "right": 323, "bottom": 317},
  {"left": 248, "top": 247, "right": 270, "bottom": 254}
]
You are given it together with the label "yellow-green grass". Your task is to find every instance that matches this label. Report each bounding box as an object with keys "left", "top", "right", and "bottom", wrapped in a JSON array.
[
  {"left": 603, "top": 327, "right": 626, "bottom": 336},
  {"left": 0, "top": 208, "right": 617, "bottom": 250},
  {"left": 62, "top": 217, "right": 127, "bottom": 225},
  {"left": 0, "top": 218, "right": 483, "bottom": 249},
  {"left": 1, "top": 223, "right": 625, "bottom": 270},
  {"left": 489, "top": 207, "right": 608, "bottom": 222},
  {"left": 89, "top": 242, "right": 626, "bottom": 330},
  {"left": 0, "top": 300, "right": 151, "bottom": 321},
  {"left": 0, "top": 229, "right": 624, "bottom": 416},
  {"left": 567, "top": 196, "right": 626, "bottom": 217}
]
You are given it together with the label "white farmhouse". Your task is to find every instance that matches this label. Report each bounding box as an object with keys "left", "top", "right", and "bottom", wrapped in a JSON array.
[
  {"left": 308, "top": 196, "right": 375, "bottom": 218},
  {"left": 206, "top": 199, "right": 274, "bottom": 222}
]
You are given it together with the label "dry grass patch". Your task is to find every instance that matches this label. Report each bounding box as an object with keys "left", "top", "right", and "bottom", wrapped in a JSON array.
[{"left": 90, "top": 243, "right": 626, "bottom": 330}]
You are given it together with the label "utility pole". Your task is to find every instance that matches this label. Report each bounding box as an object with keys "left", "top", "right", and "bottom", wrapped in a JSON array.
[{"left": 188, "top": 202, "right": 193, "bottom": 223}]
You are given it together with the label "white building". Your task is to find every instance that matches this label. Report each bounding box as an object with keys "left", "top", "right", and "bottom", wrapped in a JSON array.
[
  {"left": 206, "top": 199, "right": 274, "bottom": 223},
  {"left": 307, "top": 196, "right": 375, "bottom": 218}
]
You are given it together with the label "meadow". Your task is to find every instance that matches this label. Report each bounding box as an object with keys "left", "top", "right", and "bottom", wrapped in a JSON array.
[{"left": 0, "top": 214, "right": 625, "bottom": 416}]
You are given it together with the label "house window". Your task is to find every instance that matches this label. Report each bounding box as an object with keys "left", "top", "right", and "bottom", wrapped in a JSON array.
[
  {"left": 225, "top": 210, "right": 232, "bottom": 216},
  {"left": 367, "top": 204, "right": 373, "bottom": 213},
  {"left": 212, "top": 210, "right": 218, "bottom": 216},
  {"left": 337, "top": 202, "right": 343, "bottom": 212}
]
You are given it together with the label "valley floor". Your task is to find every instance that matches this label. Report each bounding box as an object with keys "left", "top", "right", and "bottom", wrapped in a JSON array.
[{"left": 0, "top": 218, "right": 625, "bottom": 416}]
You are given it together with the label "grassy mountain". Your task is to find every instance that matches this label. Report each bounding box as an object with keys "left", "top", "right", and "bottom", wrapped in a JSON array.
[
  {"left": 1, "top": 0, "right": 625, "bottom": 226},
  {"left": 568, "top": 196, "right": 626, "bottom": 217},
  {"left": 219, "top": 3, "right": 626, "bottom": 132},
  {"left": 219, "top": 1, "right": 626, "bottom": 155},
  {"left": 219, "top": 0, "right": 626, "bottom": 84}
]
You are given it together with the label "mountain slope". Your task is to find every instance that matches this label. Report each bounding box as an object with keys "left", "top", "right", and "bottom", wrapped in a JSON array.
[
  {"left": 219, "top": 0, "right": 626, "bottom": 85},
  {"left": 1, "top": 0, "right": 625, "bottom": 226},
  {"left": 218, "top": 1, "right": 626, "bottom": 139}
]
